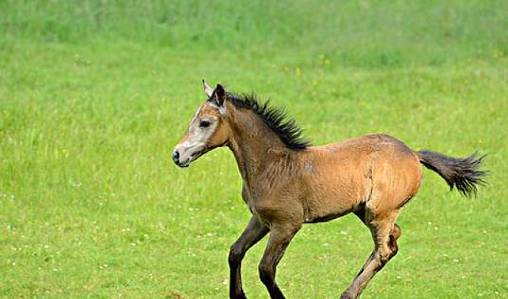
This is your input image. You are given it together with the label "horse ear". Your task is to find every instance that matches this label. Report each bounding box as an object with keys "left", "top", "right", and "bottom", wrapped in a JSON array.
[
  {"left": 211, "top": 84, "right": 226, "bottom": 106},
  {"left": 203, "top": 80, "right": 213, "bottom": 98}
]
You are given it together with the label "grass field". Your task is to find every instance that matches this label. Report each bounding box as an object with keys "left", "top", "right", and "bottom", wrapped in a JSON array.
[{"left": 1, "top": 1, "right": 507, "bottom": 298}]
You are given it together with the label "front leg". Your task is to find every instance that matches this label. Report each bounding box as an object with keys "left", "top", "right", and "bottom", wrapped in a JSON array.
[
  {"left": 258, "top": 223, "right": 301, "bottom": 299},
  {"left": 229, "top": 216, "right": 269, "bottom": 299}
]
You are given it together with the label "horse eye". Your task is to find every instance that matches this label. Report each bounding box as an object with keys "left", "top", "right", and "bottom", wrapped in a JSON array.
[{"left": 199, "top": 120, "right": 211, "bottom": 128}]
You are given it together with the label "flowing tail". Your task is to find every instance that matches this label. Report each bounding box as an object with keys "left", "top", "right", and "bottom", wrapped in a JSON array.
[{"left": 417, "top": 150, "right": 487, "bottom": 197}]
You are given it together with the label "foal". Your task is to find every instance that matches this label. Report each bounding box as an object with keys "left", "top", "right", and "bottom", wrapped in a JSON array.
[{"left": 172, "top": 82, "right": 486, "bottom": 299}]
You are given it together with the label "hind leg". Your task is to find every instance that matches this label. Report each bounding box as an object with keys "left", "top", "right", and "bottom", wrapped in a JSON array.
[
  {"left": 341, "top": 212, "right": 401, "bottom": 299},
  {"left": 389, "top": 223, "right": 401, "bottom": 253}
]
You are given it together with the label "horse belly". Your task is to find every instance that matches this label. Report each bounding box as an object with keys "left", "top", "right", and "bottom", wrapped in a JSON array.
[{"left": 302, "top": 172, "right": 370, "bottom": 223}]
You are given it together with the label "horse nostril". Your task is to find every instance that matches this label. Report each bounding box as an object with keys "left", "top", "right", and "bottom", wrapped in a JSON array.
[{"left": 172, "top": 150, "right": 180, "bottom": 163}]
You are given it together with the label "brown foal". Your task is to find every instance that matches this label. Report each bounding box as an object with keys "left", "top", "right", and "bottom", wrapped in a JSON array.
[{"left": 172, "top": 82, "right": 486, "bottom": 299}]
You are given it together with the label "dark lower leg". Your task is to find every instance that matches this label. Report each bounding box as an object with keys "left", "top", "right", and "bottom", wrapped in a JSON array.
[
  {"left": 229, "top": 216, "right": 269, "bottom": 299},
  {"left": 259, "top": 224, "right": 300, "bottom": 299}
]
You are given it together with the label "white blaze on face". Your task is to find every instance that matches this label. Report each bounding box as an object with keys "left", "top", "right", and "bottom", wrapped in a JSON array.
[{"left": 173, "top": 105, "right": 219, "bottom": 167}]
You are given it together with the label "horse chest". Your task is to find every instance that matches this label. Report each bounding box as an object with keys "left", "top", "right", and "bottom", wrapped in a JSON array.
[
  {"left": 241, "top": 185, "right": 257, "bottom": 213},
  {"left": 241, "top": 184, "right": 278, "bottom": 220}
]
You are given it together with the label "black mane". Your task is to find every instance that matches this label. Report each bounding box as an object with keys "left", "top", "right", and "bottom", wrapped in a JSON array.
[{"left": 226, "top": 93, "right": 311, "bottom": 150}]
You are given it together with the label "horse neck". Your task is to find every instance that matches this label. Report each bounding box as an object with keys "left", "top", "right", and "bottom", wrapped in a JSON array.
[{"left": 226, "top": 105, "right": 291, "bottom": 184}]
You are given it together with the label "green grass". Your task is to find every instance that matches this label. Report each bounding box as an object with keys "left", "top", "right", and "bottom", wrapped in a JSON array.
[{"left": 1, "top": 1, "right": 507, "bottom": 298}]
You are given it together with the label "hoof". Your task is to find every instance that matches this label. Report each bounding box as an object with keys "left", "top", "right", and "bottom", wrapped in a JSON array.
[{"left": 340, "top": 292, "right": 356, "bottom": 299}]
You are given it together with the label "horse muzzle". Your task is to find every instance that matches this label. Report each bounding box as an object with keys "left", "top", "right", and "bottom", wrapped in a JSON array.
[{"left": 172, "top": 146, "right": 204, "bottom": 168}]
